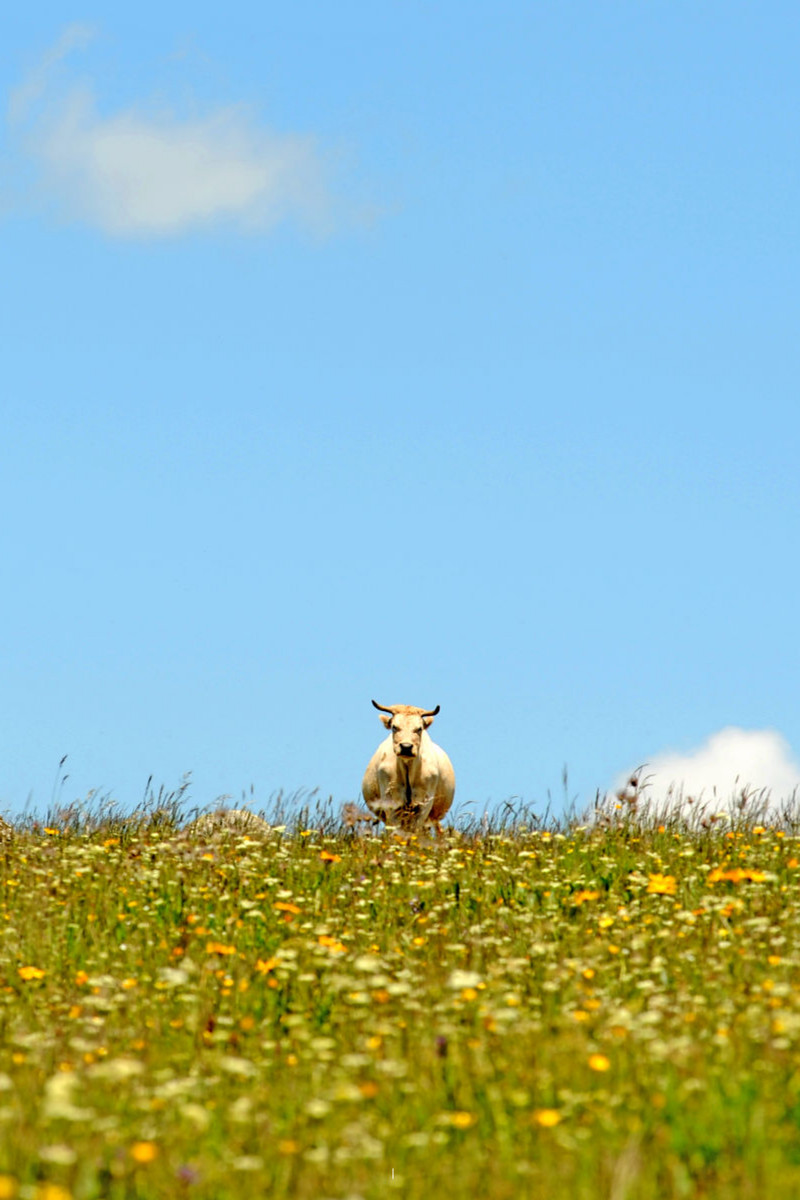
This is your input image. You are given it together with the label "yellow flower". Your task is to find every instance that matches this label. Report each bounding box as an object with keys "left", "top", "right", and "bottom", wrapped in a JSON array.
[
  {"left": 205, "top": 942, "right": 236, "bottom": 956},
  {"left": 0, "top": 1177, "right": 17, "bottom": 1200},
  {"left": 571, "top": 890, "right": 600, "bottom": 905},
  {"left": 274, "top": 902, "right": 301, "bottom": 914},
  {"left": 320, "top": 850, "right": 341, "bottom": 863},
  {"left": 317, "top": 935, "right": 346, "bottom": 953},
  {"left": 533, "top": 1108, "right": 562, "bottom": 1127},
  {"left": 130, "top": 1141, "right": 159, "bottom": 1164},
  {"left": 588, "top": 1054, "right": 611, "bottom": 1072},
  {"left": 34, "top": 1186, "right": 71, "bottom": 1200},
  {"left": 446, "top": 1111, "right": 476, "bottom": 1129},
  {"left": 708, "top": 867, "right": 767, "bottom": 885},
  {"left": 18, "top": 966, "right": 46, "bottom": 981},
  {"left": 647, "top": 874, "right": 677, "bottom": 895}
]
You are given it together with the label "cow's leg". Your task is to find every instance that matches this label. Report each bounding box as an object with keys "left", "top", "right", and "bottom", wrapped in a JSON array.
[
  {"left": 415, "top": 798, "right": 434, "bottom": 830},
  {"left": 376, "top": 776, "right": 405, "bottom": 830}
]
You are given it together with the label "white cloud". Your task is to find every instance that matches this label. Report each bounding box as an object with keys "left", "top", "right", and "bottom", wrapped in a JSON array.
[
  {"left": 612, "top": 727, "right": 800, "bottom": 821},
  {"left": 33, "top": 93, "right": 330, "bottom": 237},
  {"left": 7, "top": 31, "right": 338, "bottom": 238}
]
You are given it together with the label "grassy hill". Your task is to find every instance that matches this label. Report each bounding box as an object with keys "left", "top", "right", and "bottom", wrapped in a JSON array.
[{"left": 0, "top": 806, "right": 798, "bottom": 1198}]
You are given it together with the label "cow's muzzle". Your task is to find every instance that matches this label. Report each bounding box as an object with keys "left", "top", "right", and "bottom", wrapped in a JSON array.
[{"left": 397, "top": 744, "right": 416, "bottom": 758}]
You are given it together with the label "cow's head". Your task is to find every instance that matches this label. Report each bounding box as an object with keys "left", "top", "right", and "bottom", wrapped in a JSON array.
[{"left": 371, "top": 701, "right": 440, "bottom": 759}]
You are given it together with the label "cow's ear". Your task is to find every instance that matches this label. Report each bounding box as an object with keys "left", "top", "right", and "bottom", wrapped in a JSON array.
[
  {"left": 422, "top": 714, "right": 435, "bottom": 728},
  {"left": 379, "top": 714, "right": 393, "bottom": 729}
]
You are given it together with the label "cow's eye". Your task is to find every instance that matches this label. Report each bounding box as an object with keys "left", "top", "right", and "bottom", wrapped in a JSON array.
[{"left": 414, "top": 727, "right": 422, "bottom": 734}]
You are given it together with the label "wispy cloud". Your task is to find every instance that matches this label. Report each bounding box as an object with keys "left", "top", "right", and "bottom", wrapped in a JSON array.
[
  {"left": 7, "top": 23, "right": 96, "bottom": 125},
  {"left": 7, "top": 29, "right": 340, "bottom": 238},
  {"left": 614, "top": 727, "right": 800, "bottom": 818}
]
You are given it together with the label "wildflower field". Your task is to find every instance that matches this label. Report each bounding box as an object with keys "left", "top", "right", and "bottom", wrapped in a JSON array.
[{"left": 1, "top": 809, "right": 800, "bottom": 1199}]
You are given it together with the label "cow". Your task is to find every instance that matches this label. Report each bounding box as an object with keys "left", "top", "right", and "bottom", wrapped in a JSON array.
[{"left": 362, "top": 700, "right": 455, "bottom": 833}]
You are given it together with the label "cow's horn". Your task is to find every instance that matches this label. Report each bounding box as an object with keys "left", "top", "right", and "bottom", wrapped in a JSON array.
[
  {"left": 371, "top": 700, "right": 396, "bottom": 714},
  {"left": 421, "top": 705, "right": 440, "bottom": 718}
]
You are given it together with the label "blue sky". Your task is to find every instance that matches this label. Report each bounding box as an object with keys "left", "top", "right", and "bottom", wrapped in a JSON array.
[{"left": 3, "top": 3, "right": 800, "bottom": 820}]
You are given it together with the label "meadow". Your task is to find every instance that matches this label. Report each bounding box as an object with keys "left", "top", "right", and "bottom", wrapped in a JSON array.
[{"left": 0, "top": 797, "right": 799, "bottom": 1199}]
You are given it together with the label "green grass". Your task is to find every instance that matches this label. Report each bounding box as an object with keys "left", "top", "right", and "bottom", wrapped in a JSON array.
[{"left": 0, "top": 806, "right": 799, "bottom": 1198}]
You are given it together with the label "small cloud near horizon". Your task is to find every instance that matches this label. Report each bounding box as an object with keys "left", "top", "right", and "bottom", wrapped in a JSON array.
[
  {"left": 613, "top": 727, "right": 800, "bottom": 818},
  {"left": 6, "top": 27, "right": 348, "bottom": 239}
]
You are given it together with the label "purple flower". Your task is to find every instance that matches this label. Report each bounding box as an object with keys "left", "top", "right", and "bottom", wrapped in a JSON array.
[{"left": 176, "top": 1164, "right": 201, "bottom": 1185}]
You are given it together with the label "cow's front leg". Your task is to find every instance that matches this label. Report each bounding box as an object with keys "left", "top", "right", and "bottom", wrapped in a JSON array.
[
  {"left": 408, "top": 796, "right": 434, "bottom": 832},
  {"left": 377, "top": 778, "right": 405, "bottom": 828}
]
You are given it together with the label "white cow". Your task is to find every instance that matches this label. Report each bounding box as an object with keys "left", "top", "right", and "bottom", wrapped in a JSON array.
[{"left": 362, "top": 700, "right": 455, "bottom": 832}]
